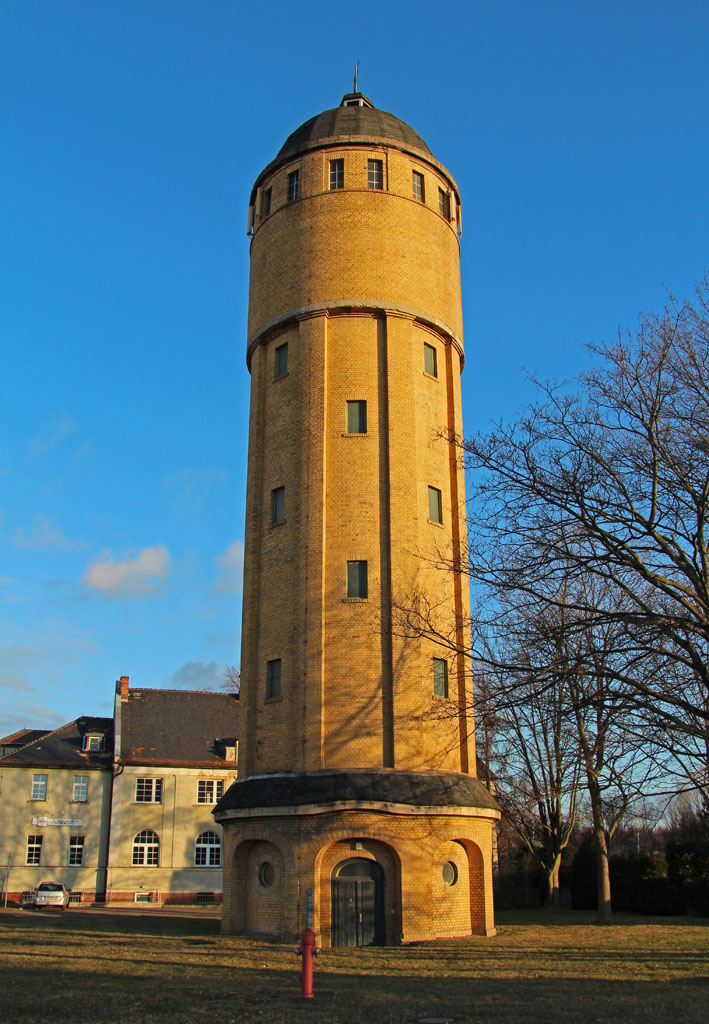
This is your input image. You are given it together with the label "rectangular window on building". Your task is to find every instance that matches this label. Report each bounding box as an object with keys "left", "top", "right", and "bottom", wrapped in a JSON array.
[
  {"left": 135, "top": 778, "right": 163, "bottom": 804},
  {"left": 433, "top": 658, "right": 449, "bottom": 698},
  {"left": 329, "top": 158, "right": 344, "bottom": 190},
  {"left": 424, "top": 342, "right": 438, "bottom": 378},
  {"left": 197, "top": 780, "right": 225, "bottom": 804},
  {"left": 412, "top": 170, "right": 425, "bottom": 202},
  {"left": 73, "top": 775, "right": 89, "bottom": 802},
  {"left": 272, "top": 486, "right": 285, "bottom": 525},
  {"left": 347, "top": 560, "right": 368, "bottom": 599},
  {"left": 428, "top": 486, "right": 443, "bottom": 524},
  {"left": 367, "top": 159, "right": 383, "bottom": 190},
  {"left": 438, "top": 187, "right": 451, "bottom": 219},
  {"left": 31, "top": 774, "right": 47, "bottom": 800},
  {"left": 26, "top": 835, "right": 43, "bottom": 865},
  {"left": 275, "top": 342, "right": 288, "bottom": 378},
  {"left": 346, "top": 400, "right": 367, "bottom": 434},
  {"left": 69, "top": 835, "right": 85, "bottom": 866},
  {"left": 287, "top": 169, "right": 299, "bottom": 202},
  {"left": 263, "top": 187, "right": 272, "bottom": 217},
  {"left": 266, "top": 659, "right": 282, "bottom": 700},
  {"left": 84, "top": 735, "right": 102, "bottom": 751}
]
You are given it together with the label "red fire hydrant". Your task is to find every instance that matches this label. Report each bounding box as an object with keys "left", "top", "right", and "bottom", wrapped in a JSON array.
[{"left": 295, "top": 926, "right": 320, "bottom": 999}]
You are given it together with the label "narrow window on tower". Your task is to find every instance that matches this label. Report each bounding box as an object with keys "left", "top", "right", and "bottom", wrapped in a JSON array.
[
  {"left": 412, "top": 170, "right": 425, "bottom": 202},
  {"left": 287, "top": 169, "right": 300, "bottom": 203},
  {"left": 428, "top": 486, "right": 443, "bottom": 524},
  {"left": 438, "top": 187, "right": 451, "bottom": 219},
  {"left": 346, "top": 560, "right": 368, "bottom": 599},
  {"left": 263, "top": 187, "right": 272, "bottom": 217},
  {"left": 423, "top": 342, "right": 438, "bottom": 378},
  {"left": 271, "top": 486, "right": 285, "bottom": 526},
  {"left": 367, "top": 159, "right": 383, "bottom": 190},
  {"left": 433, "top": 658, "right": 449, "bottom": 698},
  {"left": 329, "top": 158, "right": 344, "bottom": 190},
  {"left": 275, "top": 342, "right": 288, "bottom": 378},
  {"left": 346, "top": 400, "right": 367, "bottom": 434},
  {"left": 266, "top": 658, "right": 282, "bottom": 700}
]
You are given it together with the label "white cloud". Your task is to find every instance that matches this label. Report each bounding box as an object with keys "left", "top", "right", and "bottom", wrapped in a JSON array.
[
  {"left": 165, "top": 660, "right": 225, "bottom": 691},
  {"left": 83, "top": 544, "right": 171, "bottom": 597},
  {"left": 13, "top": 514, "right": 88, "bottom": 551},
  {"left": 212, "top": 540, "right": 244, "bottom": 596},
  {"left": 28, "top": 411, "right": 78, "bottom": 456}
]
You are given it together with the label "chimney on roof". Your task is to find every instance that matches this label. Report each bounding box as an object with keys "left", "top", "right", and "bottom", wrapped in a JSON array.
[{"left": 119, "top": 675, "right": 129, "bottom": 699}]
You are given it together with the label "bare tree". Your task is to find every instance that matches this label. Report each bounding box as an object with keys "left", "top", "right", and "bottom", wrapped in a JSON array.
[
  {"left": 460, "top": 276, "right": 709, "bottom": 794},
  {"left": 222, "top": 665, "right": 240, "bottom": 696},
  {"left": 477, "top": 656, "right": 580, "bottom": 908}
]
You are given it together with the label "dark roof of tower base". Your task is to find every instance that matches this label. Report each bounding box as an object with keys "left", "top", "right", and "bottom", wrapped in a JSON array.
[
  {"left": 276, "top": 93, "right": 431, "bottom": 163},
  {"left": 215, "top": 769, "right": 499, "bottom": 814}
]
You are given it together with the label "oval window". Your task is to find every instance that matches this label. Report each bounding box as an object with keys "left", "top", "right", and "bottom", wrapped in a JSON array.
[
  {"left": 442, "top": 861, "right": 458, "bottom": 886},
  {"left": 258, "top": 861, "right": 275, "bottom": 888}
]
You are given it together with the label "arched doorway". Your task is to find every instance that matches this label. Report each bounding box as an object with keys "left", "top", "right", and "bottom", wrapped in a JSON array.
[{"left": 331, "top": 858, "right": 385, "bottom": 947}]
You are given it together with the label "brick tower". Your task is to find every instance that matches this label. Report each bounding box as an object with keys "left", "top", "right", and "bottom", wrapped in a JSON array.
[{"left": 214, "top": 92, "right": 499, "bottom": 945}]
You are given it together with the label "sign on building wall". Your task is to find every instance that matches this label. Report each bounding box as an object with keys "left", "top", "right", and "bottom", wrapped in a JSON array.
[{"left": 31, "top": 817, "right": 83, "bottom": 827}]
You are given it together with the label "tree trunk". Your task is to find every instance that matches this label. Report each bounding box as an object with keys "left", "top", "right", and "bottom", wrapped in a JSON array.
[
  {"left": 589, "top": 786, "right": 612, "bottom": 923},
  {"left": 544, "top": 857, "right": 561, "bottom": 908}
]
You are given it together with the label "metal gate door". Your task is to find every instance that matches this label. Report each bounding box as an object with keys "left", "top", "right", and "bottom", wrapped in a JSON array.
[
  {"left": 331, "top": 859, "right": 385, "bottom": 947},
  {"left": 332, "top": 879, "right": 377, "bottom": 947}
]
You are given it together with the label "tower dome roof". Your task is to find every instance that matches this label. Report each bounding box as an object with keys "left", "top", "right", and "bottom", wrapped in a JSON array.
[{"left": 276, "top": 93, "right": 431, "bottom": 162}]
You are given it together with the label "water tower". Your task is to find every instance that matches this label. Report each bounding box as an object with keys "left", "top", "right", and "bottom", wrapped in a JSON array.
[{"left": 214, "top": 91, "right": 499, "bottom": 945}]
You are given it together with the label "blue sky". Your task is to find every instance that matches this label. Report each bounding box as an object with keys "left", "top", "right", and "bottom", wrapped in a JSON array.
[{"left": 2, "top": 1, "right": 708, "bottom": 738}]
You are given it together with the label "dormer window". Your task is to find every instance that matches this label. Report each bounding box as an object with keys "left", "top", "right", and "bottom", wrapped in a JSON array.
[{"left": 83, "top": 735, "right": 103, "bottom": 752}]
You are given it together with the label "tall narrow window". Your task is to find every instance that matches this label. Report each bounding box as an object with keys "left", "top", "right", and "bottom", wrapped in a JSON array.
[
  {"left": 26, "top": 835, "right": 43, "bottom": 865},
  {"left": 433, "top": 658, "right": 449, "bottom": 698},
  {"left": 132, "top": 830, "right": 159, "bottom": 866},
  {"left": 346, "top": 400, "right": 367, "bottom": 434},
  {"left": 329, "top": 158, "right": 344, "bottom": 190},
  {"left": 195, "top": 831, "right": 222, "bottom": 867},
  {"left": 275, "top": 342, "right": 288, "bottom": 378},
  {"left": 424, "top": 342, "right": 438, "bottom": 378},
  {"left": 347, "top": 560, "right": 368, "bottom": 599},
  {"left": 438, "top": 187, "right": 451, "bottom": 219},
  {"left": 272, "top": 486, "right": 285, "bottom": 525},
  {"left": 428, "top": 486, "right": 443, "bottom": 524},
  {"left": 287, "top": 169, "right": 299, "bottom": 202},
  {"left": 412, "top": 170, "right": 425, "bottom": 202},
  {"left": 31, "top": 774, "right": 47, "bottom": 800},
  {"left": 263, "top": 187, "right": 272, "bottom": 216},
  {"left": 266, "top": 658, "right": 282, "bottom": 700},
  {"left": 73, "top": 775, "right": 89, "bottom": 802},
  {"left": 367, "top": 159, "right": 383, "bottom": 190},
  {"left": 69, "top": 835, "right": 85, "bottom": 866}
]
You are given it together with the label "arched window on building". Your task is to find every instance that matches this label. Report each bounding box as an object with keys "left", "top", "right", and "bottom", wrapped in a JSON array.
[
  {"left": 132, "top": 829, "right": 159, "bottom": 866},
  {"left": 195, "top": 830, "right": 221, "bottom": 867}
]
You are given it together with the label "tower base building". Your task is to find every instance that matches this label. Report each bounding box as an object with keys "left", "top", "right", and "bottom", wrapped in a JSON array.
[{"left": 215, "top": 93, "right": 499, "bottom": 945}]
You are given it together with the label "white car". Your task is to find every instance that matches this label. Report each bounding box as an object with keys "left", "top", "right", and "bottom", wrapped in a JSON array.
[{"left": 33, "top": 881, "right": 70, "bottom": 909}]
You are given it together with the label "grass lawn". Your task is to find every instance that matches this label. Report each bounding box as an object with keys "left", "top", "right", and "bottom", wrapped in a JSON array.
[{"left": 0, "top": 908, "right": 707, "bottom": 1024}]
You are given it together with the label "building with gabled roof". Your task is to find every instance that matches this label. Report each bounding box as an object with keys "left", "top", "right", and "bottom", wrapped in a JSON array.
[
  {"left": 0, "top": 677, "right": 238, "bottom": 907},
  {"left": 107, "top": 676, "right": 237, "bottom": 904},
  {"left": 0, "top": 717, "right": 114, "bottom": 903}
]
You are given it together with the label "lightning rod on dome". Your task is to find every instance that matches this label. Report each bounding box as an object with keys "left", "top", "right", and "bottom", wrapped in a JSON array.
[{"left": 354, "top": 61, "right": 359, "bottom": 93}]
